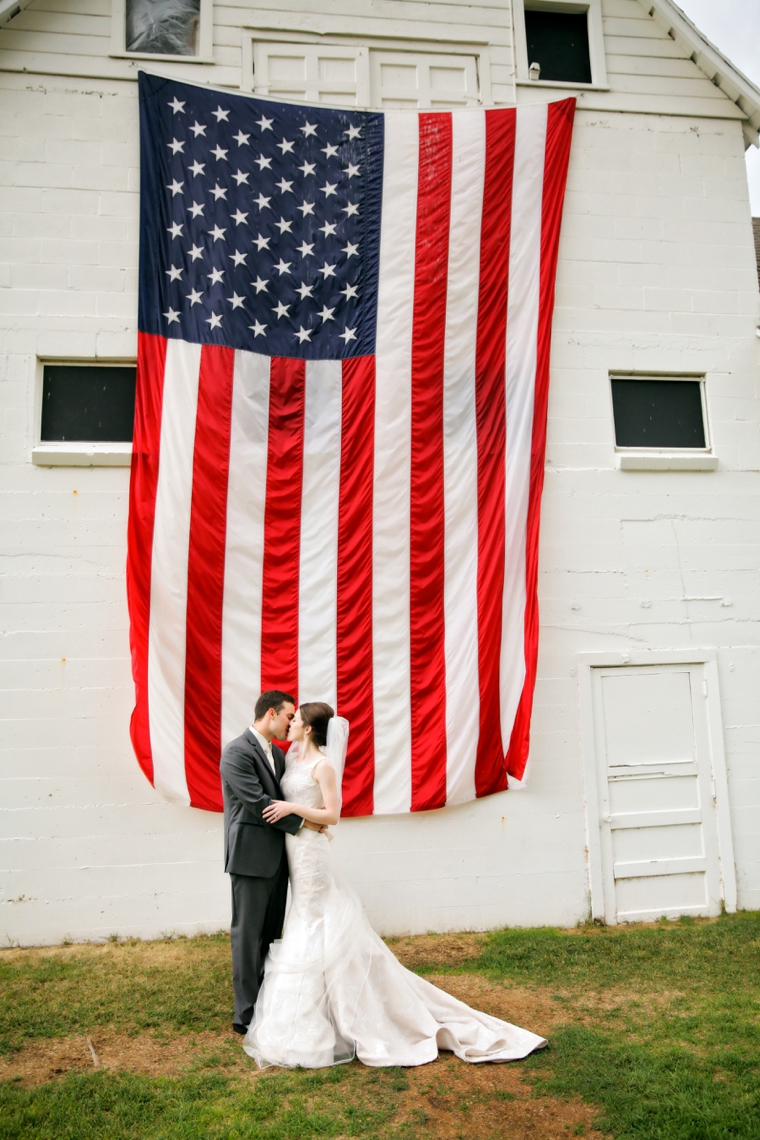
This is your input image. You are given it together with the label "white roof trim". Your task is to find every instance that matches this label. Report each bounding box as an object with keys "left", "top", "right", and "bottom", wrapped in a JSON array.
[
  {"left": 0, "top": 0, "right": 33, "bottom": 27},
  {"left": 638, "top": 0, "right": 760, "bottom": 147}
]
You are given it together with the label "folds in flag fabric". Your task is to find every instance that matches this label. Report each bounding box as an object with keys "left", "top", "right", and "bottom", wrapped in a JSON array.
[{"left": 128, "top": 72, "right": 575, "bottom": 816}]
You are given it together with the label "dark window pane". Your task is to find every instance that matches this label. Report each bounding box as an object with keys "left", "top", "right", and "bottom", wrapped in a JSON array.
[
  {"left": 525, "top": 10, "right": 592, "bottom": 84},
  {"left": 611, "top": 379, "right": 706, "bottom": 449},
  {"left": 126, "top": 0, "right": 200, "bottom": 56},
  {"left": 41, "top": 366, "right": 136, "bottom": 442}
]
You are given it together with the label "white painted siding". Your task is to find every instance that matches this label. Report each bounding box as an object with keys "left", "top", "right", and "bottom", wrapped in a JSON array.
[{"left": 1, "top": 0, "right": 759, "bottom": 943}]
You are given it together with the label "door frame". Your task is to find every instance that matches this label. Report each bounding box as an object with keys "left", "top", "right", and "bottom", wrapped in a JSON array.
[{"left": 577, "top": 649, "right": 737, "bottom": 923}]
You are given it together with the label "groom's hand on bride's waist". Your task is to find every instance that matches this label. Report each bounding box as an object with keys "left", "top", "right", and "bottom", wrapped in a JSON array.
[{"left": 302, "top": 820, "right": 328, "bottom": 833}]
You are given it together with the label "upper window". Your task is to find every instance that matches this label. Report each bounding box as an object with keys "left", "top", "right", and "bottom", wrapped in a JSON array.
[
  {"left": 125, "top": 0, "right": 200, "bottom": 56},
  {"left": 247, "top": 42, "right": 488, "bottom": 108},
  {"left": 610, "top": 375, "right": 716, "bottom": 471},
  {"left": 524, "top": 10, "right": 592, "bottom": 85},
  {"left": 41, "top": 365, "right": 136, "bottom": 443},
  {"left": 513, "top": 0, "right": 607, "bottom": 89},
  {"left": 110, "top": 0, "right": 212, "bottom": 61}
]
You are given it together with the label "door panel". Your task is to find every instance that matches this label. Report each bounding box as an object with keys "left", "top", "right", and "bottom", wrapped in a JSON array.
[{"left": 590, "top": 663, "right": 724, "bottom": 923}]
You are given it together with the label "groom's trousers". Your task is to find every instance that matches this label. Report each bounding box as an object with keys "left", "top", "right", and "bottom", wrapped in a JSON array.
[{"left": 229, "top": 854, "right": 290, "bottom": 1028}]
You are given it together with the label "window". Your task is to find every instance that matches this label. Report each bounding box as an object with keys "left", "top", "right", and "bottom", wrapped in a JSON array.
[
  {"left": 33, "top": 364, "right": 136, "bottom": 467},
  {"left": 125, "top": 0, "right": 199, "bottom": 56},
  {"left": 610, "top": 375, "right": 717, "bottom": 471},
  {"left": 110, "top": 0, "right": 212, "bottom": 61},
  {"left": 524, "top": 10, "right": 591, "bottom": 84},
  {"left": 512, "top": 0, "right": 607, "bottom": 89},
  {"left": 246, "top": 41, "right": 489, "bottom": 108}
]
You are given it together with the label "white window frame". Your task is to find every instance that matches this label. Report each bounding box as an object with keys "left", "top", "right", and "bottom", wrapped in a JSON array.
[
  {"left": 31, "top": 358, "right": 136, "bottom": 468},
  {"left": 512, "top": 0, "right": 608, "bottom": 90},
  {"left": 110, "top": 0, "right": 214, "bottom": 64},
  {"left": 241, "top": 32, "right": 492, "bottom": 109},
  {"left": 610, "top": 372, "right": 717, "bottom": 471},
  {"left": 577, "top": 649, "right": 737, "bottom": 924}
]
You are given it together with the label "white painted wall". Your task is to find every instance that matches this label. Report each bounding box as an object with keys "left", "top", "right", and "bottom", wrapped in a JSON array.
[{"left": 1, "top": 0, "right": 759, "bottom": 944}]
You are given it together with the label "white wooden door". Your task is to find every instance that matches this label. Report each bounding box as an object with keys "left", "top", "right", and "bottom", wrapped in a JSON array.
[
  {"left": 369, "top": 50, "right": 481, "bottom": 108},
  {"left": 590, "top": 663, "right": 726, "bottom": 923}
]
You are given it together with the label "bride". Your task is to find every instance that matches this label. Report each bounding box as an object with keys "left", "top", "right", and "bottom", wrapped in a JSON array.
[{"left": 244, "top": 702, "right": 546, "bottom": 1069}]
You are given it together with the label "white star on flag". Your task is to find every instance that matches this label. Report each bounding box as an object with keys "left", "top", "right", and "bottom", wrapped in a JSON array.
[
  {"left": 249, "top": 320, "right": 266, "bottom": 336},
  {"left": 295, "top": 326, "right": 312, "bottom": 343},
  {"left": 206, "top": 312, "right": 223, "bottom": 328},
  {"left": 227, "top": 293, "right": 245, "bottom": 309},
  {"left": 168, "top": 97, "right": 185, "bottom": 114},
  {"left": 163, "top": 307, "right": 180, "bottom": 323}
]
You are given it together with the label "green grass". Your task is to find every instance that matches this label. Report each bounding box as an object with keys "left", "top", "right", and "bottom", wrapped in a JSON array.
[{"left": 1, "top": 913, "right": 758, "bottom": 1138}]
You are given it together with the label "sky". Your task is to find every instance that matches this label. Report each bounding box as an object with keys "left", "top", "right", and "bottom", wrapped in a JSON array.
[{"left": 676, "top": 0, "right": 760, "bottom": 214}]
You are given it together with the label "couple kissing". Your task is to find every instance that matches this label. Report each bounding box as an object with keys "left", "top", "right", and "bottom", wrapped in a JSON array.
[{"left": 220, "top": 690, "right": 546, "bottom": 1070}]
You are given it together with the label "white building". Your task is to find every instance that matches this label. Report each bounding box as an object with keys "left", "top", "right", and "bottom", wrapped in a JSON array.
[{"left": 2, "top": 0, "right": 760, "bottom": 945}]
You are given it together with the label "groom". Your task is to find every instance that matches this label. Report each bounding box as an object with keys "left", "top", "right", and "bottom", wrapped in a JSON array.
[{"left": 220, "top": 689, "right": 322, "bottom": 1034}]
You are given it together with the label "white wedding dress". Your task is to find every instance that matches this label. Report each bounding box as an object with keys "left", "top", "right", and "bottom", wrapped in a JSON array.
[{"left": 244, "top": 750, "right": 546, "bottom": 1069}]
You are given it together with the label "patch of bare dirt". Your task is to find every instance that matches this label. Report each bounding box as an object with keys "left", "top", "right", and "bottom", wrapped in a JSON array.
[
  {"left": 388, "top": 933, "right": 487, "bottom": 970},
  {"left": 0, "top": 1028, "right": 246, "bottom": 1088},
  {"left": 397, "top": 1054, "right": 607, "bottom": 1140}
]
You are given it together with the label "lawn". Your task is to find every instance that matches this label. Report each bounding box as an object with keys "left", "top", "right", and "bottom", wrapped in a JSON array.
[{"left": 0, "top": 912, "right": 758, "bottom": 1139}]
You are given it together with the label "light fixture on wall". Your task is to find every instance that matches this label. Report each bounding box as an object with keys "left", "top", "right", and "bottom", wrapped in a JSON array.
[{"left": 529, "top": 60, "right": 541, "bottom": 80}]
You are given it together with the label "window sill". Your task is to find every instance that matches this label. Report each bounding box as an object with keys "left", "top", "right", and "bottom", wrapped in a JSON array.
[
  {"left": 516, "top": 79, "right": 610, "bottom": 91},
  {"left": 617, "top": 452, "right": 718, "bottom": 471},
  {"left": 109, "top": 51, "right": 214, "bottom": 64},
  {"left": 32, "top": 443, "right": 132, "bottom": 467}
]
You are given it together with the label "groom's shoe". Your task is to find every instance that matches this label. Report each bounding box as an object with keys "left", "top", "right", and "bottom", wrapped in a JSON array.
[{"left": 232, "top": 1023, "right": 249, "bottom": 1036}]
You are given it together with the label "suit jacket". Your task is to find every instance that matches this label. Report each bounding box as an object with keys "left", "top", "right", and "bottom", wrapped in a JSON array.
[{"left": 220, "top": 729, "right": 302, "bottom": 878}]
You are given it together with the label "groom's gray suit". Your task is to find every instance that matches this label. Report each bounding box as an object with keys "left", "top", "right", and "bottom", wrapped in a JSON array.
[{"left": 220, "top": 728, "right": 301, "bottom": 1030}]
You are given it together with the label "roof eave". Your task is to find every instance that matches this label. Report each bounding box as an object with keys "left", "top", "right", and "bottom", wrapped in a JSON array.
[{"left": 638, "top": 0, "right": 760, "bottom": 147}]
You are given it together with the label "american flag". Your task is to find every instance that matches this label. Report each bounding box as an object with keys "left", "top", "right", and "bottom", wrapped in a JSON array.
[{"left": 128, "top": 72, "right": 575, "bottom": 816}]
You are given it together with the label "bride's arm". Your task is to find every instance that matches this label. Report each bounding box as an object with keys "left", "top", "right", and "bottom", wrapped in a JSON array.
[{"left": 262, "top": 760, "right": 340, "bottom": 827}]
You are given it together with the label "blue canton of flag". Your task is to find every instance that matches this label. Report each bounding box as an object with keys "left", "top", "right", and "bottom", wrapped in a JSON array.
[{"left": 138, "top": 72, "right": 384, "bottom": 359}]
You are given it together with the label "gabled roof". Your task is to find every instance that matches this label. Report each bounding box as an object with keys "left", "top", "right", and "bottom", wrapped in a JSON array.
[
  {"left": 0, "top": 0, "right": 31, "bottom": 27},
  {"left": 638, "top": 0, "right": 760, "bottom": 146}
]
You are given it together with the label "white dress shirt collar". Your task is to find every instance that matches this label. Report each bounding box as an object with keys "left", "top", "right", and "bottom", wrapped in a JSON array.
[{"left": 250, "top": 726, "right": 275, "bottom": 773}]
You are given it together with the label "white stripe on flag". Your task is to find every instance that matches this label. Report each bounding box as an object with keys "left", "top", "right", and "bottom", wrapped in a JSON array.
[
  {"left": 443, "top": 109, "right": 485, "bottom": 806},
  {"left": 220, "top": 350, "right": 271, "bottom": 746},
  {"left": 500, "top": 103, "right": 547, "bottom": 753},
  {"left": 298, "top": 359, "right": 342, "bottom": 708},
  {"left": 372, "top": 111, "right": 418, "bottom": 815},
  {"left": 148, "top": 338, "right": 201, "bottom": 803}
]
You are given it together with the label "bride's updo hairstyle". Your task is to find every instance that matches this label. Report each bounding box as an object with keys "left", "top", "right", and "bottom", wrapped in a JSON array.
[{"left": 299, "top": 702, "right": 334, "bottom": 748}]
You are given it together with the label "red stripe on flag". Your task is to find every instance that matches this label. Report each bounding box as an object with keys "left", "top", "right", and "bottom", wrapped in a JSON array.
[
  {"left": 506, "top": 99, "right": 575, "bottom": 781},
  {"left": 474, "top": 108, "right": 516, "bottom": 798},
  {"left": 260, "top": 357, "right": 306, "bottom": 699},
  {"left": 184, "top": 345, "right": 235, "bottom": 810},
  {"left": 127, "top": 332, "right": 168, "bottom": 787},
  {"left": 409, "top": 113, "right": 453, "bottom": 812},
  {"left": 337, "top": 355, "right": 376, "bottom": 817}
]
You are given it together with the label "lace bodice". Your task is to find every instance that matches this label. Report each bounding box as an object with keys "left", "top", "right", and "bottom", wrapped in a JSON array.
[{"left": 281, "top": 749, "right": 327, "bottom": 808}]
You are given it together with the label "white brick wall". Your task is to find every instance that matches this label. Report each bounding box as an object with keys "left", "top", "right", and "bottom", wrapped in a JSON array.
[{"left": 1, "top": 22, "right": 760, "bottom": 944}]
